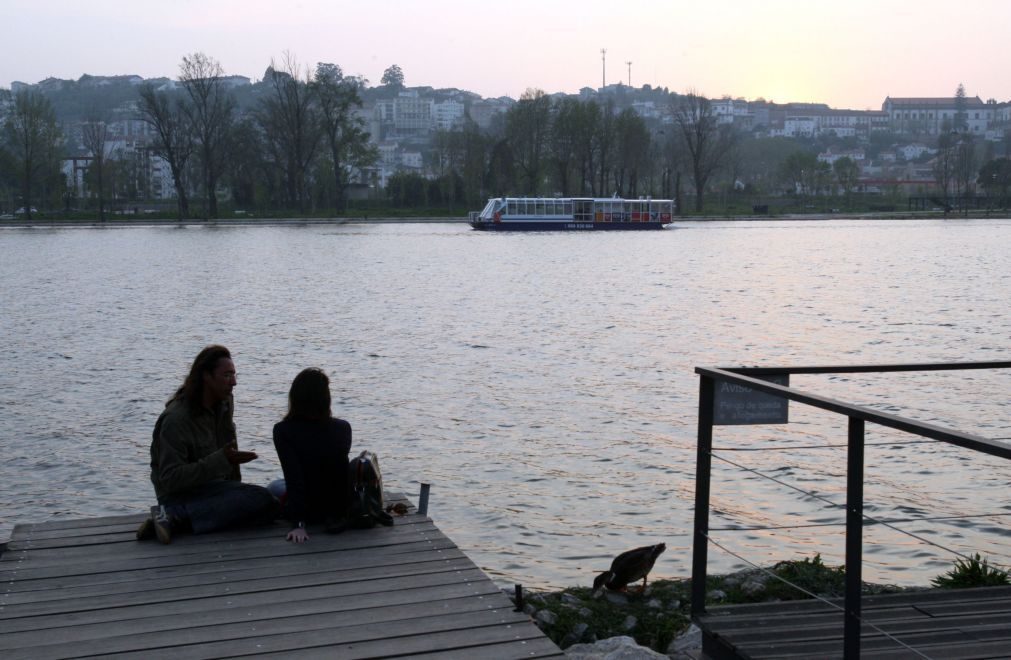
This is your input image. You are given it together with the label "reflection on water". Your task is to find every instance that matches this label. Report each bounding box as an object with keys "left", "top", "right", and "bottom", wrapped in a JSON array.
[{"left": 1, "top": 219, "right": 1009, "bottom": 589}]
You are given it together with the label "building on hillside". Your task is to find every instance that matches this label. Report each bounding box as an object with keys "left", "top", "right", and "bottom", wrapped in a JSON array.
[
  {"left": 817, "top": 148, "right": 866, "bottom": 165},
  {"left": 433, "top": 99, "right": 465, "bottom": 131},
  {"left": 882, "top": 96, "right": 991, "bottom": 135}
]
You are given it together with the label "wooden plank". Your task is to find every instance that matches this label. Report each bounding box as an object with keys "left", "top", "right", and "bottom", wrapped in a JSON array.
[
  {"left": 0, "top": 522, "right": 444, "bottom": 577},
  {"left": 0, "top": 582, "right": 504, "bottom": 651},
  {"left": 398, "top": 639, "right": 566, "bottom": 659},
  {"left": 2, "top": 555, "right": 479, "bottom": 615},
  {"left": 0, "top": 567, "right": 491, "bottom": 630},
  {"left": 2, "top": 548, "right": 470, "bottom": 604},
  {"left": 8, "top": 602, "right": 529, "bottom": 659}
]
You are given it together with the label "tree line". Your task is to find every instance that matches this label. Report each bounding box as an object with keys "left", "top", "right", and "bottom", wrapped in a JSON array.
[{"left": 3, "top": 61, "right": 1011, "bottom": 220}]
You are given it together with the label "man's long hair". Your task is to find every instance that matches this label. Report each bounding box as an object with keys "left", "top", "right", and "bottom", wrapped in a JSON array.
[
  {"left": 284, "top": 367, "right": 332, "bottom": 422},
  {"left": 169, "top": 345, "right": 231, "bottom": 408}
]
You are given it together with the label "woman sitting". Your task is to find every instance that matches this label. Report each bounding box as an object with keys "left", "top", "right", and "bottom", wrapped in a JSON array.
[{"left": 270, "top": 368, "right": 352, "bottom": 543}]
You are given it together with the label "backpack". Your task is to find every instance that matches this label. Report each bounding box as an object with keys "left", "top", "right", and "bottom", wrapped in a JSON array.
[{"left": 348, "top": 450, "right": 394, "bottom": 528}]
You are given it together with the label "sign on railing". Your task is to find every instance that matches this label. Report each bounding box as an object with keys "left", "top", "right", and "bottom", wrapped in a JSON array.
[{"left": 712, "top": 374, "right": 789, "bottom": 425}]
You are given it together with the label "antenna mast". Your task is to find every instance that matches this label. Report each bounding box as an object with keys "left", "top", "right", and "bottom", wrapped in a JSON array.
[
  {"left": 626, "top": 60, "right": 632, "bottom": 87},
  {"left": 600, "top": 48, "right": 607, "bottom": 88}
]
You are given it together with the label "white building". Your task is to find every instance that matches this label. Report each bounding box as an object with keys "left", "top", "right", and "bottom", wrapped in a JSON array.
[
  {"left": 882, "top": 96, "right": 992, "bottom": 135},
  {"left": 432, "top": 99, "right": 465, "bottom": 131}
]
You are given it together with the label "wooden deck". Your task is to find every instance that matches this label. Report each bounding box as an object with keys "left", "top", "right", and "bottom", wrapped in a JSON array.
[
  {"left": 0, "top": 494, "right": 562, "bottom": 659},
  {"left": 697, "top": 585, "right": 1011, "bottom": 659}
]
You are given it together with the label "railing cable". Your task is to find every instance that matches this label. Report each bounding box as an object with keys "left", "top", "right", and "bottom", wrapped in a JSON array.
[
  {"left": 714, "top": 439, "right": 937, "bottom": 451},
  {"left": 710, "top": 450, "right": 1011, "bottom": 572},
  {"left": 711, "top": 510, "right": 1011, "bottom": 532},
  {"left": 702, "top": 532, "right": 933, "bottom": 659}
]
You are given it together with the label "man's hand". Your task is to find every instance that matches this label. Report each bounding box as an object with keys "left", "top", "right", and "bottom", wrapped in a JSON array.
[
  {"left": 286, "top": 527, "right": 309, "bottom": 543},
  {"left": 223, "top": 443, "right": 258, "bottom": 465}
]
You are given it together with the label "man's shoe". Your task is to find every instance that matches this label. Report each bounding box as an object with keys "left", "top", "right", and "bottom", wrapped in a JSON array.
[
  {"left": 324, "top": 517, "right": 347, "bottom": 534},
  {"left": 136, "top": 516, "right": 155, "bottom": 541},
  {"left": 151, "top": 505, "right": 172, "bottom": 544}
]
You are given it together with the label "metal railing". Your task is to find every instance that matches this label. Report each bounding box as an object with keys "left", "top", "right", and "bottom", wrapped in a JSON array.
[{"left": 691, "top": 361, "right": 1011, "bottom": 659}]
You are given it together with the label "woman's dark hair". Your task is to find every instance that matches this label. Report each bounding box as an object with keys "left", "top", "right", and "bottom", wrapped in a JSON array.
[
  {"left": 169, "top": 345, "right": 231, "bottom": 408},
  {"left": 285, "top": 367, "right": 332, "bottom": 421}
]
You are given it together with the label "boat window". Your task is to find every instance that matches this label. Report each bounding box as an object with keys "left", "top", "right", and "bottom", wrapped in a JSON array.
[
  {"left": 508, "top": 200, "right": 517, "bottom": 215},
  {"left": 564, "top": 202, "right": 572, "bottom": 216},
  {"left": 535, "top": 200, "right": 545, "bottom": 216}
]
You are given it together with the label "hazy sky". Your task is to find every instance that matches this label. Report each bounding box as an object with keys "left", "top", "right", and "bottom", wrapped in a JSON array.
[{"left": 5, "top": 0, "right": 1010, "bottom": 109}]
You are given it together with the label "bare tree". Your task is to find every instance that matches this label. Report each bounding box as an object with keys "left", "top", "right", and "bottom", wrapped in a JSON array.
[
  {"left": 81, "top": 118, "right": 109, "bottom": 221},
  {"left": 671, "top": 90, "right": 738, "bottom": 211},
  {"left": 259, "top": 52, "right": 321, "bottom": 212},
  {"left": 179, "top": 53, "right": 236, "bottom": 218},
  {"left": 138, "top": 84, "right": 193, "bottom": 219},
  {"left": 505, "top": 89, "right": 552, "bottom": 194},
  {"left": 933, "top": 132, "right": 956, "bottom": 197},
  {"left": 2, "top": 90, "right": 61, "bottom": 220}
]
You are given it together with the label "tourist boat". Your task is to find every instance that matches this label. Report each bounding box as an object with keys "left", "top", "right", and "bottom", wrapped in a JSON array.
[{"left": 468, "top": 196, "right": 675, "bottom": 231}]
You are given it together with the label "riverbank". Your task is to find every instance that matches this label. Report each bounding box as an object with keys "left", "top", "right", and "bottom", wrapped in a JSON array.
[
  {"left": 518, "top": 556, "right": 916, "bottom": 656},
  {"left": 3, "top": 209, "right": 1008, "bottom": 229}
]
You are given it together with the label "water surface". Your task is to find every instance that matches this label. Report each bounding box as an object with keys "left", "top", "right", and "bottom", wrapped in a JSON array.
[{"left": 1, "top": 218, "right": 1009, "bottom": 589}]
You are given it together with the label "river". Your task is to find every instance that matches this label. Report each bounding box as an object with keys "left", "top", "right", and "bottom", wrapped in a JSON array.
[{"left": 1, "top": 218, "right": 1009, "bottom": 589}]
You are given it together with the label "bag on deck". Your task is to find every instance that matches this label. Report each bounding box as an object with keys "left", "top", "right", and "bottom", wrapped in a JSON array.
[{"left": 348, "top": 450, "right": 394, "bottom": 528}]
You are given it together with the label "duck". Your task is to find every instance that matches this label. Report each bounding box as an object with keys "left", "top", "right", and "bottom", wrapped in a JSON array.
[{"left": 593, "top": 543, "right": 666, "bottom": 592}]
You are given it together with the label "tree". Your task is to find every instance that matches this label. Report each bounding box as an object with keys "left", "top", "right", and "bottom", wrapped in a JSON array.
[
  {"left": 381, "top": 64, "right": 404, "bottom": 89},
  {"left": 978, "top": 158, "right": 1011, "bottom": 204},
  {"left": 833, "top": 156, "right": 860, "bottom": 205},
  {"left": 954, "top": 83, "right": 968, "bottom": 132},
  {"left": 2, "top": 90, "right": 62, "bottom": 220},
  {"left": 179, "top": 52, "right": 236, "bottom": 218},
  {"left": 80, "top": 118, "right": 110, "bottom": 220},
  {"left": 779, "top": 151, "right": 819, "bottom": 194},
  {"left": 138, "top": 84, "right": 193, "bottom": 219},
  {"left": 953, "top": 133, "right": 977, "bottom": 197},
  {"left": 259, "top": 53, "right": 321, "bottom": 212},
  {"left": 312, "top": 62, "right": 376, "bottom": 210},
  {"left": 933, "top": 132, "right": 956, "bottom": 197},
  {"left": 612, "top": 108, "right": 650, "bottom": 197},
  {"left": 671, "top": 90, "right": 737, "bottom": 211},
  {"left": 504, "top": 89, "right": 552, "bottom": 194}
]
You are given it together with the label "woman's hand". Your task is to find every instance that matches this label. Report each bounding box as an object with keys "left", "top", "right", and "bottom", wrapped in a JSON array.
[{"left": 286, "top": 526, "right": 309, "bottom": 543}]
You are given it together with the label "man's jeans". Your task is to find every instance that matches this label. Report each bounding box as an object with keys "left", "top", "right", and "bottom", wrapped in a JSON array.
[{"left": 159, "top": 480, "right": 278, "bottom": 535}]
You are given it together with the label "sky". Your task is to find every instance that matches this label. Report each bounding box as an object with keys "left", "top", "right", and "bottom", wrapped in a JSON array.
[{"left": 4, "top": 0, "right": 1010, "bottom": 110}]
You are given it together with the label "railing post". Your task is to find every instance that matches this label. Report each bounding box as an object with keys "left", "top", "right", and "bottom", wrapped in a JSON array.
[
  {"left": 418, "top": 483, "right": 430, "bottom": 516},
  {"left": 844, "top": 416, "right": 865, "bottom": 659},
  {"left": 692, "top": 375, "right": 716, "bottom": 618}
]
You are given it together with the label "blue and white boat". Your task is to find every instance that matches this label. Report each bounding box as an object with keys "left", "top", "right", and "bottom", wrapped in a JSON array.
[{"left": 469, "top": 196, "right": 675, "bottom": 231}]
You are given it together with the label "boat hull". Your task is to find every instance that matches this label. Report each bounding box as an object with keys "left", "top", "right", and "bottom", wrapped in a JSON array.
[{"left": 470, "top": 221, "right": 667, "bottom": 231}]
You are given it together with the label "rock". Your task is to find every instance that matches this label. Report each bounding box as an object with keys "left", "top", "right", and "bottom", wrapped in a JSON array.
[
  {"left": 579, "top": 607, "right": 593, "bottom": 618},
  {"left": 622, "top": 615, "right": 637, "bottom": 631},
  {"left": 564, "top": 635, "right": 668, "bottom": 659},
  {"left": 604, "top": 591, "right": 629, "bottom": 606},
  {"left": 646, "top": 598, "right": 662, "bottom": 609},
  {"left": 708, "top": 589, "right": 727, "bottom": 602},
  {"left": 561, "top": 622, "right": 591, "bottom": 647},
  {"left": 562, "top": 593, "right": 583, "bottom": 605},
  {"left": 536, "top": 609, "right": 557, "bottom": 626},
  {"left": 668, "top": 599, "right": 681, "bottom": 610},
  {"left": 741, "top": 576, "right": 768, "bottom": 596},
  {"left": 666, "top": 623, "right": 702, "bottom": 658},
  {"left": 523, "top": 603, "right": 537, "bottom": 616}
]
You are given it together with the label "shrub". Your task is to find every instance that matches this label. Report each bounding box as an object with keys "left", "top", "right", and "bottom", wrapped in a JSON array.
[{"left": 931, "top": 554, "right": 1010, "bottom": 589}]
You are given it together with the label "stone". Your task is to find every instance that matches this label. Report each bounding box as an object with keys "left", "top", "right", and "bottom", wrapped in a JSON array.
[
  {"left": 561, "top": 622, "right": 591, "bottom": 647},
  {"left": 646, "top": 598, "right": 662, "bottom": 609},
  {"left": 666, "top": 623, "right": 702, "bottom": 657},
  {"left": 741, "top": 576, "right": 768, "bottom": 596},
  {"left": 708, "top": 589, "right": 727, "bottom": 601},
  {"left": 562, "top": 593, "right": 583, "bottom": 605},
  {"left": 524, "top": 603, "right": 537, "bottom": 616},
  {"left": 622, "top": 615, "right": 637, "bottom": 631},
  {"left": 604, "top": 590, "right": 629, "bottom": 606},
  {"left": 536, "top": 609, "right": 558, "bottom": 626},
  {"left": 579, "top": 607, "right": 593, "bottom": 618},
  {"left": 564, "top": 635, "right": 668, "bottom": 659}
]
